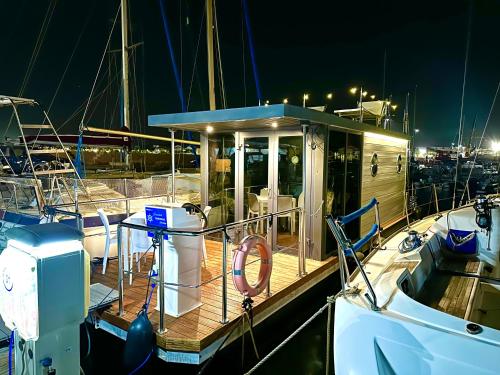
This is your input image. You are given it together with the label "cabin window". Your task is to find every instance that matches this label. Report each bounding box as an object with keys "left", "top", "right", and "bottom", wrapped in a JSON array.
[{"left": 370, "top": 153, "right": 378, "bottom": 176}]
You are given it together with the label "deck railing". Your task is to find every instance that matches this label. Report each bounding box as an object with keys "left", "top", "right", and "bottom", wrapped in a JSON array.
[
  {"left": 116, "top": 206, "right": 304, "bottom": 332},
  {"left": 44, "top": 198, "right": 305, "bottom": 333}
]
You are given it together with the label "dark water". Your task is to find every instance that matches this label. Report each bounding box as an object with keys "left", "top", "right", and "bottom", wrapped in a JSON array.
[{"left": 82, "top": 275, "right": 340, "bottom": 375}]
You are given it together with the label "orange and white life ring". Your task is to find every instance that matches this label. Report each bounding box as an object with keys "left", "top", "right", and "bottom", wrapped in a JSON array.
[{"left": 232, "top": 235, "right": 272, "bottom": 297}]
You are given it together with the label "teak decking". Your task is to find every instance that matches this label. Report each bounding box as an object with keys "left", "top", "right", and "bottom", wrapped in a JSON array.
[
  {"left": 419, "top": 258, "right": 480, "bottom": 320},
  {"left": 91, "top": 239, "right": 338, "bottom": 361}
]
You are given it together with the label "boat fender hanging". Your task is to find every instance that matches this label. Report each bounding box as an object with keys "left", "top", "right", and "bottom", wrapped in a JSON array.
[{"left": 232, "top": 235, "right": 272, "bottom": 298}]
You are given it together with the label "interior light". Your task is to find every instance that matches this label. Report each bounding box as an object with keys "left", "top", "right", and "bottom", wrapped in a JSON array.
[
  {"left": 364, "top": 132, "right": 408, "bottom": 145},
  {"left": 206, "top": 126, "right": 214, "bottom": 133}
]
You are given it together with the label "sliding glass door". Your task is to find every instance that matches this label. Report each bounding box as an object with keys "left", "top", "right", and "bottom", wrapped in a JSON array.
[{"left": 235, "top": 131, "right": 302, "bottom": 251}]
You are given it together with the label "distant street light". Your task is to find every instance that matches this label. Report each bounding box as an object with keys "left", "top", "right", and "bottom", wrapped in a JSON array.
[
  {"left": 264, "top": 100, "right": 270, "bottom": 106},
  {"left": 415, "top": 128, "right": 420, "bottom": 133},
  {"left": 491, "top": 140, "right": 500, "bottom": 153},
  {"left": 303, "top": 93, "right": 309, "bottom": 108},
  {"left": 283, "top": 98, "right": 289, "bottom": 104},
  {"left": 326, "top": 92, "right": 333, "bottom": 100},
  {"left": 349, "top": 86, "right": 367, "bottom": 123},
  {"left": 370, "top": 94, "right": 376, "bottom": 100},
  {"left": 391, "top": 104, "right": 398, "bottom": 111}
]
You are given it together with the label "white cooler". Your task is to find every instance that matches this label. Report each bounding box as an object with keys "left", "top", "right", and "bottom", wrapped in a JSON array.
[{"left": 146, "top": 205, "right": 203, "bottom": 317}]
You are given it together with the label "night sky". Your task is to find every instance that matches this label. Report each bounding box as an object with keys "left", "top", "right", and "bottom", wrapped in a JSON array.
[{"left": 1, "top": 0, "right": 499, "bottom": 146}]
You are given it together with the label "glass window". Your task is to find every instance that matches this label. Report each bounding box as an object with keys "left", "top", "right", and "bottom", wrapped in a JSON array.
[
  {"left": 326, "top": 130, "right": 362, "bottom": 253},
  {"left": 208, "top": 134, "right": 235, "bottom": 225}
]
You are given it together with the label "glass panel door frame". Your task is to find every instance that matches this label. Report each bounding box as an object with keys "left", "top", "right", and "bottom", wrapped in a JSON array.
[{"left": 235, "top": 130, "right": 302, "bottom": 248}]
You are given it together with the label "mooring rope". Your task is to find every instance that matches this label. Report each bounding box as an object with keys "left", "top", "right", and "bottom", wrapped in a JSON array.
[
  {"left": 244, "top": 296, "right": 336, "bottom": 375},
  {"left": 325, "top": 295, "right": 335, "bottom": 375}
]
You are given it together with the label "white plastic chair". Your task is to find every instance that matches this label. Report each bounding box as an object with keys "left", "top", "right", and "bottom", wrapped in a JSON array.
[
  {"left": 247, "top": 193, "right": 262, "bottom": 233},
  {"left": 97, "top": 208, "right": 117, "bottom": 274},
  {"left": 277, "top": 195, "right": 295, "bottom": 234}
]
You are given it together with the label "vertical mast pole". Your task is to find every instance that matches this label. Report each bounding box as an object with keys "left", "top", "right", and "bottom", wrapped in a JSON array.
[
  {"left": 121, "top": 0, "right": 131, "bottom": 167},
  {"left": 206, "top": 0, "right": 216, "bottom": 110}
]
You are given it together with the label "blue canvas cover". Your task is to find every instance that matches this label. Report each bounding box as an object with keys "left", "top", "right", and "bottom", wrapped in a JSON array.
[{"left": 445, "top": 229, "right": 477, "bottom": 254}]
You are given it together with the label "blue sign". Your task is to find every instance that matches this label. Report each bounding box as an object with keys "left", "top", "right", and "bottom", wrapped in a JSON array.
[{"left": 145, "top": 206, "right": 169, "bottom": 240}]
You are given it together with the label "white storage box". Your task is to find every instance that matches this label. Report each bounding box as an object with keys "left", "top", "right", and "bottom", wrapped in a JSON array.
[{"left": 146, "top": 205, "right": 203, "bottom": 317}]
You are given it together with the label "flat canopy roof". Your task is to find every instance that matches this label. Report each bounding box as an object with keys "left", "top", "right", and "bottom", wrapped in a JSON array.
[{"left": 148, "top": 104, "right": 409, "bottom": 140}]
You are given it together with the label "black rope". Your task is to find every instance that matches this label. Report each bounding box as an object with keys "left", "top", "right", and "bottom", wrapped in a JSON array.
[
  {"left": 241, "top": 297, "right": 254, "bottom": 328},
  {"left": 142, "top": 235, "right": 160, "bottom": 314}
]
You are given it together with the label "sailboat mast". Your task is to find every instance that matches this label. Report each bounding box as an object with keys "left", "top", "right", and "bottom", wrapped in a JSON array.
[
  {"left": 206, "top": 0, "right": 216, "bottom": 110},
  {"left": 121, "top": 0, "right": 131, "bottom": 130}
]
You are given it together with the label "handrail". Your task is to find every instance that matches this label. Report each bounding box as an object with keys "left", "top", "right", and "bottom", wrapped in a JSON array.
[
  {"left": 338, "top": 197, "right": 378, "bottom": 225},
  {"left": 118, "top": 206, "right": 301, "bottom": 237},
  {"left": 49, "top": 192, "right": 173, "bottom": 209},
  {"left": 325, "top": 197, "right": 381, "bottom": 311}
]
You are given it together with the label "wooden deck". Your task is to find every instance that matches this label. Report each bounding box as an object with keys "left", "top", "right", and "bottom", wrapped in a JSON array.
[
  {"left": 418, "top": 258, "right": 480, "bottom": 319},
  {"left": 91, "top": 239, "right": 338, "bottom": 357},
  {"left": 0, "top": 348, "right": 12, "bottom": 375}
]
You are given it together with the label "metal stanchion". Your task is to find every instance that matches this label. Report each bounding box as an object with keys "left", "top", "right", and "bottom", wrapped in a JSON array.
[
  {"left": 433, "top": 184, "right": 439, "bottom": 213},
  {"left": 158, "top": 232, "right": 166, "bottom": 333},
  {"left": 220, "top": 228, "right": 229, "bottom": 324},
  {"left": 266, "top": 216, "right": 272, "bottom": 297},
  {"left": 375, "top": 202, "right": 384, "bottom": 249},
  {"left": 117, "top": 224, "right": 124, "bottom": 316}
]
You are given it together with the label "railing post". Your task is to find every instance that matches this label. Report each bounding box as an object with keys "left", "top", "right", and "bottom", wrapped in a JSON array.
[
  {"left": 117, "top": 224, "right": 124, "bottom": 317},
  {"left": 266, "top": 216, "right": 272, "bottom": 297},
  {"left": 433, "top": 184, "right": 439, "bottom": 213},
  {"left": 374, "top": 202, "right": 384, "bottom": 249},
  {"left": 220, "top": 228, "right": 229, "bottom": 324},
  {"left": 77, "top": 214, "right": 84, "bottom": 232},
  {"left": 404, "top": 191, "right": 411, "bottom": 228},
  {"left": 297, "top": 208, "right": 305, "bottom": 277},
  {"left": 170, "top": 129, "right": 176, "bottom": 203},
  {"left": 300, "top": 122, "right": 309, "bottom": 277},
  {"left": 158, "top": 232, "right": 166, "bottom": 333},
  {"left": 124, "top": 179, "right": 130, "bottom": 217}
]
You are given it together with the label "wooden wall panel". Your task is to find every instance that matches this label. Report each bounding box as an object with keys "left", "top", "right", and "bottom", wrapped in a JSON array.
[{"left": 360, "top": 134, "right": 408, "bottom": 235}]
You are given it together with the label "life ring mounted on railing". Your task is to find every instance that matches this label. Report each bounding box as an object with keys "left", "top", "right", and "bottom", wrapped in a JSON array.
[{"left": 232, "top": 235, "right": 272, "bottom": 297}]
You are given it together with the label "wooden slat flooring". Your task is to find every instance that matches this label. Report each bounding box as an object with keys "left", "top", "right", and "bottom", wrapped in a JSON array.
[
  {"left": 386, "top": 261, "right": 418, "bottom": 274},
  {"left": 0, "top": 349, "right": 12, "bottom": 375},
  {"left": 91, "top": 239, "right": 336, "bottom": 353},
  {"left": 418, "top": 258, "right": 480, "bottom": 319}
]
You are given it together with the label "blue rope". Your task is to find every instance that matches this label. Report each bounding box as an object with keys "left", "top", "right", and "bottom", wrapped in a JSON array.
[
  {"left": 158, "top": 0, "right": 199, "bottom": 167},
  {"left": 8, "top": 331, "right": 14, "bottom": 375},
  {"left": 74, "top": 133, "right": 85, "bottom": 178},
  {"left": 128, "top": 350, "right": 153, "bottom": 375},
  {"left": 145, "top": 283, "right": 156, "bottom": 314},
  {"left": 158, "top": 0, "right": 186, "bottom": 112},
  {"left": 242, "top": 0, "right": 263, "bottom": 105}
]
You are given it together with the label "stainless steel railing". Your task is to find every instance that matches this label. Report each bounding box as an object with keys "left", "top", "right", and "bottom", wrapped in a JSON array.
[{"left": 116, "top": 206, "right": 304, "bottom": 332}]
